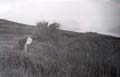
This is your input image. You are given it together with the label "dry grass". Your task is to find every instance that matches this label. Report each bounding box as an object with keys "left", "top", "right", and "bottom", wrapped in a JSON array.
[{"left": 0, "top": 22, "right": 120, "bottom": 77}]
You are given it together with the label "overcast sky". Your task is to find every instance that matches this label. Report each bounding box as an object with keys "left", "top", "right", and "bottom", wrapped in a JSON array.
[{"left": 0, "top": 0, "right": 120, "bottom": 36}]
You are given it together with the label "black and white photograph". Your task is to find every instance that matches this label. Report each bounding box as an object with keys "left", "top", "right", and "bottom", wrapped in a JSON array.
[{"left": 0, "top": 0, "right": 120, "bottom": 77}]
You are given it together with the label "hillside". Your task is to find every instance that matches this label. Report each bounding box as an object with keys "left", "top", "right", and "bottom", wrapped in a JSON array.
[
  {"left": 0, "top": 19, "right": 35, "bottom": 52},
  {"left": 0, "top": 19, "right": 35, "bottom": 35},
  {"left": 0, "top": 21, "right": 120, "bottom": 77}
]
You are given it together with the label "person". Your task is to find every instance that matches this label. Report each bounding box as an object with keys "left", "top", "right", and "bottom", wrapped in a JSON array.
[{"left": 24, "top": 37, "right": 33, "bottom": 53}]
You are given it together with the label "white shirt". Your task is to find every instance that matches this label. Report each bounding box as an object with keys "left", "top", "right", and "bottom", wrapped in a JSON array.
[{"left": 26, "top": 37, "right": 33, "bottom": 45}]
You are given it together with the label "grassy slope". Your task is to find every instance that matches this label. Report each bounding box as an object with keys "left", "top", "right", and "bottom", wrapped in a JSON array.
[
  {"left": 0, "top": 20, "right": 120, "bottom": 77},
  {"left": 0, "top": 19, "right": 35, "bottom": 52},
  {"left": 0, "top": 19, "right": 34, "bottom": 34}
]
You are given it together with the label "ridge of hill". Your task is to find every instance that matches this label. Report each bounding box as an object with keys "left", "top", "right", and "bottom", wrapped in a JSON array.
[{"left": 0, "top": 19, "right": 35, "bottom": 35}]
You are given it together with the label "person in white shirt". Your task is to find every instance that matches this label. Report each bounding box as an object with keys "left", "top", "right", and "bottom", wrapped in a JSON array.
[{"left": 24, "top": 37, "right": 33, "bottom": 53}]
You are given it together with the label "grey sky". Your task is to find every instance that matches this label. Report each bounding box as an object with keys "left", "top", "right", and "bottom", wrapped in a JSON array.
[{"left": 0, "top": 0, "right": 120, "bottom": 36}]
